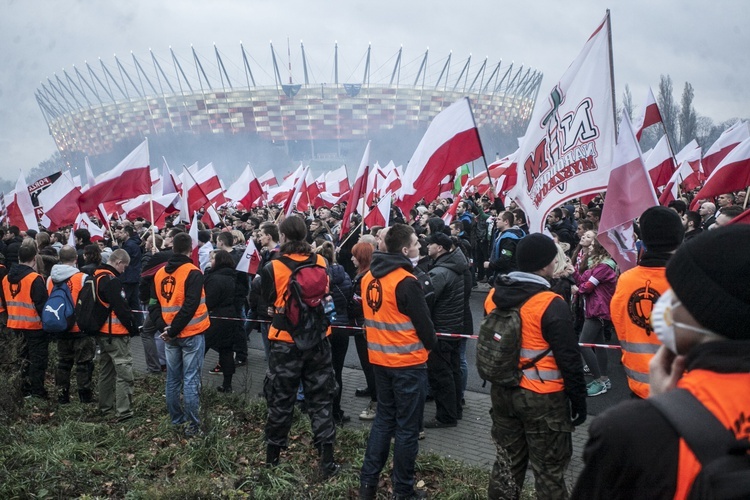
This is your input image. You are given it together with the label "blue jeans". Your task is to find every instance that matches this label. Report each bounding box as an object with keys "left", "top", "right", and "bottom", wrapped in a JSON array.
[
  {"left": 165, "top": 334, "right": 205, "bottom": 433},
  {"left": 360, "top": 365, "right": 428, "bottom": 497}
]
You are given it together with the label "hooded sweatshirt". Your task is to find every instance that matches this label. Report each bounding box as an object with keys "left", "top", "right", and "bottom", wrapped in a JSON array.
[{"left": 3, "top": 263, "right": 48, "bottom": 320}]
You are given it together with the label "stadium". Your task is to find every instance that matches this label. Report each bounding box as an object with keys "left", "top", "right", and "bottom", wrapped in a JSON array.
[{"left": 35, "top": 42, "right": 543, "bottom": 179}]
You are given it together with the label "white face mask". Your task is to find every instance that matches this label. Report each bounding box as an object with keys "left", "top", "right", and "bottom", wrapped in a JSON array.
[{"left": 651, "top": 289, "right": 714, "bottom": 354}]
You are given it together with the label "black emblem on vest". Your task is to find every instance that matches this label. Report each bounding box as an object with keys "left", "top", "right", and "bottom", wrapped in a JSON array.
[
  {"left": 160, "top": 275, "right": 176, "bottom": 301},
  {"left": 627, "top": 280, "right": 660, "bottom": 335},
  {"left": 366, "top": 278, "right": 383, "bottom": 313},
  {"left": 9, "top": 282, "right": 21, "bottom": 298}
]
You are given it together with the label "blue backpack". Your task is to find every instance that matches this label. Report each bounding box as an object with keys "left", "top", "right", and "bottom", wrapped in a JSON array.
[{"left": 42, "top": 280, "right": 76, "bottom": 333}]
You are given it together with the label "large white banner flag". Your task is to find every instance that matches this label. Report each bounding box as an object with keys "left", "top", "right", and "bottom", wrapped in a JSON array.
[{"left": 509, "top": 13, "right": 616, "bottom": 233}]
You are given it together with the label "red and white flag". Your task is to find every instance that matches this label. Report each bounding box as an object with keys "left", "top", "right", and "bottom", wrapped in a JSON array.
[
  {"left": 84, "top": 157, "right": 96, "bottom": 190},
  {"left": 258, "top": 169, "right": 279, "bottom": 189},
  {"left": 189, "top": 211, "right": 201, "bottom": 266},
  {"left": 325, "top": 165, "right": 350, "bottom": 196},
  {"left": 633, "top": 88, "right": 662, "bottom": 141},
  {"left": 598, "top": 112, "right": 658, "bottom": 272},
  {"left": 78, "top": 139, "right": 151, "bottom": 212},
  {"left": 267, "top": 164, "right": 303, "bottom": 206},
  {"left": 235, "top": 237, "right": 261, "bottom": 275},
  {"left": 226, "top": 164, "right": 265, "bottom": 209},
  {"left": 509, "top": 14, "right": 616, "bottom": 233},
  {"left": 121, "top": 192, "right": 180, "bottom": 228},
  {"left": 7, "top": 171, "right": 39, "bottom": 232},
  {"left": 341, "top": 141, "right": 371, "bottom": 235},
  {"left": 659, "top": 141, "right": 702, "bottom": 204},
  {"left": 645, "top": 135, "right": 676, "bottom": 194},
  {"left": 701, "top": 120, "right": 749, "bottom": 177},
  {"left": 397, "top": 97, "right": 483, "bottom": 211},
  {"left": 693, "top": 136, "right": 750, "bottom": 204},
  {"left": 442, "top": 189, "right": 466, "bottom": 225},
  {"left": 364, "top": 194, "right": 392, "bottom": 229},
  {"left": 37, "top": 171, "right": 82, "bottom": 231},
  {"left": 284, "top": 165, "right": 310, "bottom": 217},
  {"left": 71, "top": 212, "right": 106, "bottom": 242}
]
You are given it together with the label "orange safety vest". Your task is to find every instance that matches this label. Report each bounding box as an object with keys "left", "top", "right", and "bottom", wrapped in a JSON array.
[
  {"left": 362, "top": 267, "right": 428, "bottom": 368},
  {"left": 268, "top": 253, "right": 330, "bottom": 344},
  {"left": 483, "top": 289, "right": 494, "bottom": 315},
  {"left": 46, "top": 272, "right": 88, "bottom": 333},
  {"left": 672, "top": 369, "right": 750, "bottom": 500},
  {"left": 518, "top": 291, "right": 565, "bottom": 394},
  {"left": 610, "top": 266, "right": 669, "bottom": 398},
  {"left": 3, "top": 272, "right": 44, "bottom": 330},
  {"left": 94, "top": 268, "right": 130, "bottom": 335},
  {"left": 0, "top": 263, "right": 7, "bottom": 315},
  {"left": 155, "top": 262, "right": 210, "bottom": 338}
]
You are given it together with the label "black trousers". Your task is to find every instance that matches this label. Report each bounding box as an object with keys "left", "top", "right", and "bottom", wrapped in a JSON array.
[
  {"left": 354, "top": 330, "right": 377, "bottom": 401},
  {"left": 427, "top": 339, "right": 462, "bottom": 423},
  {"left": 329, "top": 328, "right": 350, "bottom": 417}
]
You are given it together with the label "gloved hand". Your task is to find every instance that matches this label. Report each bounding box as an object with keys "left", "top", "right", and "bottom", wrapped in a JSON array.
[{"left": 571, "top": 399, "right": 587, "bottom": 426}]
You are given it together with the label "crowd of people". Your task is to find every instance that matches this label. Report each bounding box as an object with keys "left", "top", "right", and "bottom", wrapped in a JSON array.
[{"left": 0, "top": 185, "right": 748, "bottom": 499}]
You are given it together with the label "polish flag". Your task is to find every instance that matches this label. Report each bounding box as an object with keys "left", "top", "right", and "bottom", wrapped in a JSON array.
[
  {"left": 693, "top": 136, "right": 750, "bottom": 204},
  {"left": 7, "top": 172, "right": 39, "bottom": 232},
  {"left": 268, "top": 164, "right": 304, "bottom": 206},
  {"left": 381, "top": 163, "right": 403, "bottom": 197},
  {"left": 645, "top": 135, "right": 676, "bottom": 194},
  {"left": 341, "top": 141, "right": 371, "bottom": 235},
  {"left": 226, "top": 164, "right": 265, "bottom": 209},
  {"left": 192, "top": 163, "right": 227, "bottom": 206},
  {"left": 295, "top": 171, "right": 320, "bottom": 213},
  {"left": 258, "top": 169, "right": 279, "bottom": 189},
  {"left": 365, "top": 163, "right": 384, "bottom": 208},
  {"left": 121, "top": 192, "right": 180, "bottom": 228},
  {"left": 235, "top": 237, "right": 261, "bottom": 275},
  {"left": 284, "top": 165, "right": 310, "bottom": 217},
  {"left": 78, "top": 139, "right": 151, "bottom": 212},
  {"left": 442, "top": 189, "right": 465, "bottom": 225},
  {"left": 727, "top": 208, "right": 750, "bottom": 226},
  {"left": 701, "top": 121, "right": 749, "bottom": 177},
  {"left": 397, "top": 98, "right": 483, "bottom": 211},
  {"left": 325, "top": 165, "right": 350, "bottom": 195},
  {"left": 364, "top": 194, "right": 392, "bottom": 229},
  {"left": 71, "top": 212, "right": 106, "bottom": 242},
  {"left": 633, "top": 88, "right": 662, "bottom": 141},
  {"left": 189, "top": 212, "right": 201, "bottom": 266},
  {"left": 84, "top": 157, "right": 96, "bottom": 190},
  {"left": 658, "top": 140, "right": 701, "bottom": 205},
  {"left": 37, "top": 171, "right": 82, "bottom": 231},
  {"left": 598, "top": 112, "right": 658, "bottom": 272}
]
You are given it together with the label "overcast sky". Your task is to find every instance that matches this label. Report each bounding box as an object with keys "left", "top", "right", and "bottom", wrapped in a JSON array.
[{"left": 1, "top": 0, "right": 748, "bottom": 182}]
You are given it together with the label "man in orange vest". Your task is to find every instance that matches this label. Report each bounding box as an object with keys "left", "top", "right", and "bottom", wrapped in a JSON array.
[
  {"left": 152, "top": 233, "right": 210, "bottom": 438},
  {"left": 573, "top": 225, "right": 750, "bottom": 499},
  {"left": 48, "top": 245, "right": 95, "bottom": 404},
  {"left": 96, "top": 248, "right": 139, "bottom": 421},
  {"left": 488, "top": 233, "right": 586, "bottom": 500},
  {"left": 359, "top": 223, "right": 437, "bottom": 500},
  {"left": 1, "top": 242, "right": 49, "bottom": 399},
  {"left": 259, "top": 215, "right": 339, "bottom": 477},
  {"left": 610, "top": 206, "right": 684, "bottom": 399}
]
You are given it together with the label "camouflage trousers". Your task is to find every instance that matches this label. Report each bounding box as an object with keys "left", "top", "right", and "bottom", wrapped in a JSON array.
[
  {"left": 56, "top": 336, "right": 96, "bottom": 400},
  {"left": 489, "top": 385, "right": 573, "bottom": 500},
  {"left": 264, "top": 339, "right": 337, "bottom": 448}
]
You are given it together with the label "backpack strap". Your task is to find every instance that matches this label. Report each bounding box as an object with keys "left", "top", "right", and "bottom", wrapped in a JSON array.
[{"left": 649, "top": 388, "right": 736, "bottom": 464}]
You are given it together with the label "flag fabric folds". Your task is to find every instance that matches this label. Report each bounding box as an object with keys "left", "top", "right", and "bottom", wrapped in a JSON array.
[
  {"left": 341, "top": 141, "right": 371, "bottom": 236},
  {"left": 598, "top": 112, "right": 658, "bottom": 272},
  {"left": 226, "top": 164, "right": 264, "bottom": 209},
  {"left": 701, "top": 121, "right": 749, "bottom": 177},
  {"left": 236, "top": 237, "right": 261, "bottom": 275},
  {"left": 78, "top": 139, "right": 151, "bottom": 212},
  {"left": 364, "top": 194, "right": 392, "bottom": 229},
  {"left": 397, "top": 98, "right": 483, "bottom": 211},
  {"left": 693, "top": 136, "right": 750, "bottom": 204},
  {"left": 37, "top": 171, "right": 82, "bottom": 231},
  {"left": 633, "top": 88, "right": 662, "bottom": 141},
  {"left": 8, "top": 171, "right": 39, "bottom": 232},
  {"left": 508, "top": 14, "right": 616, "bottom": 233}
]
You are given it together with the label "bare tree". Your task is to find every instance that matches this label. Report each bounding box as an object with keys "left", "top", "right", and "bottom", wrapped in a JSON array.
[
  {"left": 678, "top": 82, "right": 697, "bottom": 149},
  {"left": 622, "top": 84, "right": 634, "bottom": 121},
  {"left": 657, "top": 75, "right": 679, "bottom": 147}
]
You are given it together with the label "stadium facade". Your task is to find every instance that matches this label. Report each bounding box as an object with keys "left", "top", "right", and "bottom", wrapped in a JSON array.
[{"left": 35, "top": 43, "right": 542, "bottom": 178}]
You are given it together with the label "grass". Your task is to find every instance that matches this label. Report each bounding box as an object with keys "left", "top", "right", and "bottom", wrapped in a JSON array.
[{"left": 0, "top": 342, "right": 495, "bottom": 499}]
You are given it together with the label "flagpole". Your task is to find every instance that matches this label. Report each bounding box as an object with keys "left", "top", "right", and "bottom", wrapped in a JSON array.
[
  {"left": 338, "top": 221, "right": 363, "bottom": 248},
  {"left": 606, "top": 9, "right": 618, "bottom": 135},
  {"left": 466, "top": 97, "right": 493, "bottom": 187},
  {"left": 148, "top": 191, "right": 157, "bottom": 249},
  {"left": 744, "top": 186, "right": 750, "bottom": 210},
  {"left": 184, "top": 165, "right": 229, "bottom": 227}
]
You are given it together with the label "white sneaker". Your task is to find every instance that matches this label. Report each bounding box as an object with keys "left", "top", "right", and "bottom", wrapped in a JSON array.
[{"left": 359, "top": 401, "right": 377, "bottom": 420}]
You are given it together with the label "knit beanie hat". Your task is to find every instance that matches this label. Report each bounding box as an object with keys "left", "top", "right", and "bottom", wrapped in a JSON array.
[
  {"left": 639, "top": 206, "right": 684, "bottom": 252},
  {"left": 666, "top": 225, "right": 750, "bottom": 340},
  {"left": 516, "top": 233, "right": 558, "bottom": 273}
]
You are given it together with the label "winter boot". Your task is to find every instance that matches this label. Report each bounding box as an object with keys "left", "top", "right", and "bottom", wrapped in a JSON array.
[
  {"left": 319, "top": 443, "right": 340, "bottom": 479},
  {"left": 358, "top": 483, "right": 377, "bottom": 500},
  {"left": 266, "top": 444, "right": 281, "bottom": 467}
]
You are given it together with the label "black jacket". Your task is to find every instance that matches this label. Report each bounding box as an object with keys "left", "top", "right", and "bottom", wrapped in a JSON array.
[
  {"left": 139, "top": 249, "right": 174, "bottom": 304},
  {"left": 369, "top": 252, "right": 437, "bottom": 352},
  {"left": 203, "top": 265, "right": 242, "bottom": 348},
  {"left": 4, "top": 236, "right": 24, "bottom": 266},
  {"left": 428, "top": 249, "right": 468, "bottom": 337},
  {"left": 148, "top": 254, "right": 206, "bottom": 338},
  {"left": 97, "top": 263, "right": 138, "bottom": 335},
  {"left": 492, "top": 272, "right": 586, "bottom": 414},
  {"left": 329, "top": 263, "right": 353, "bottom": 326},
  {"left": 1, "top": 263, "right": 47, "bottom": 320},
  {"left": 572, "top": 341, "right": 750, "bottom": 499},
  {"left": 119, "top": 234, "right": 142, "bottom": 284}
]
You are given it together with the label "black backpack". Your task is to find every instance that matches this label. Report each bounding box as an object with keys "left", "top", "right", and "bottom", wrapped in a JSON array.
[
  {"left": 650, "top": 388, "right": 750, "bottom": 500},
  {"left": 75, "top": 272, "right": 112, "bottom": 334},
  {"left": 276, "top": 255, "right": 329, "bottom": 351},
  {"left": 475, "top": 297, "right": 551, "bottom": 387}
]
